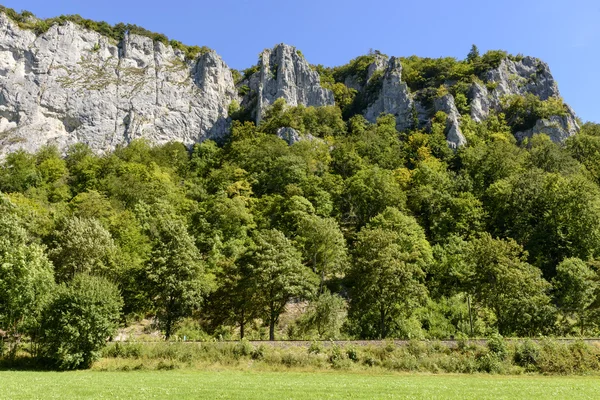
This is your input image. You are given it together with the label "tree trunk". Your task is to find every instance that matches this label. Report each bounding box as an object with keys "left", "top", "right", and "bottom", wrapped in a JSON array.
[
  {"left": 380, "top": 306, "right": 386, "bottom": 339},
  {"left": 165, "top": 316, "right": 172, "bottom": 340},
  {"left": 240, "top": 308, "right": 245, "bottom": 340},
  {"left": 269, "top": 305, "right": 276, "bottom": 341},
  {"left": 319, "top": 270, "right": 325, "bottom": 295}
]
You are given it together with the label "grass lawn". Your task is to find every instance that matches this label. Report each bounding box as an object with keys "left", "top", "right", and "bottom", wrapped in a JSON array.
[{"left": 0, "top": 370, "right": 598, "bottom": 399}]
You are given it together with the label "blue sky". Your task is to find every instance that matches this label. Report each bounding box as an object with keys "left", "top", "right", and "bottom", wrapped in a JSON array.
[{"left": 3, "top": 0, "right": 599, "bottom": 122}]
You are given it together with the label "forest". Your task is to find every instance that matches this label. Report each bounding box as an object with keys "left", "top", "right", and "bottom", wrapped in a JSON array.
[
  {"left": 1, "top": 103, "right": 600, "bottom": 367},
  {"left": 1, "top": 33, "right": 600, "bottom": 369}
]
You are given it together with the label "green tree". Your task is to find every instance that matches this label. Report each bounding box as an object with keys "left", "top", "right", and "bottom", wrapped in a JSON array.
[
  {"left": 467, "top": 44, "right": 480, "bottom": 63},
  {"left": 295, "top": 214, "right": 348, "bottom": 293},
  {"left": 35, "top": 145, "right": 71, "bottom": 202},
  {"left": 65, "top": 143, "right": 102, "bottom": 194},
  {"left": 464, "top": 234, "right": 554, "bottom": 336},
  {"left": 486, "top": 170, "right": 600, "bottom": 276},
  {"left": 552, "top": 258, "right": 598, "bottom": 335},
  {"left": 0, "top": 197, "right": 54, "bottom": 355},
  {"left": 144, "top": 214, "right": 211, "bottom": 339},
  {"left": 408, "top": 159, "right": 484, "bottom": 243},
  {"left": 348, "top": 208, "right": 431, "bottom": 339},
  {"left": 294, "top": 291, "right": 347, "bottom": 339},
  {"left": 341, "top": 165, "right": 406, "bottom": 228},
  {"left": 39, "top": 274, "right": 122, "bottom": 370},
  {"left": 566, "top": 123, "right": 600, "bottom": 184},
  {"left": 249, "top": 229, "right": 318, "bottom": 340},
  {"left": 49, "top": 216, "right": 118, "bottom": 282},
  {"left": 207, "top": 252, "right": 258, "bottom": 339},
  {"left": 0, "top": 150, "right": 40, "bottom": 193}
]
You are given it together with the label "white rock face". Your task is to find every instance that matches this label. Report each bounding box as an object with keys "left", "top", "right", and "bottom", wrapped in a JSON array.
[
  {"left": 468, "top": 57, "right": 578, "bottom": 143},
  {"left": 434, "top": 94, "right": 467, "bottom": 149},
  {"left": 0, "top": 14, "right": 238, "bottom": 155},
  {"left": 469, "top": 80, "right": 491, "bottom": 123},
  {"left": 364, "top": 57, "right": 415, "bottom": 132},
  {"left": 276, "top": 126, "right": 316, "bottom": 145},
  {"left": 247, "top": 44, "right": 334, "bottom": 124},
  {"left": 516, "top": 114, "right": 580, "bottom": 143},
  {"left": 486, "top": 57, "right": 559, "bottom": 106}
]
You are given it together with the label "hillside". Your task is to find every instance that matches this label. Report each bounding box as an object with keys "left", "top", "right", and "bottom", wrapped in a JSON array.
[{"left": 1, "top": 6, "right": 600, "bottom": 371}]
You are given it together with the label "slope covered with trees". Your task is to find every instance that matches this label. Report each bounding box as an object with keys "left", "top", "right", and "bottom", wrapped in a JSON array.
[
  {"left": 1, "top": 104, "right": 599, "bottom": 367},
  {"left": 0, "top": 6, "right": 599, "bottom": 371}
]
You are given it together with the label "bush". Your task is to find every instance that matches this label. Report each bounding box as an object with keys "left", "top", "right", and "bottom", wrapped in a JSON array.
[
  {"left": 501, "top": 93, "right": 567, "bottom": 132},
  {"left": 308, "top": 341, "right": 323, "bottom": 354},
  {"left": 38, "top": 274, "right": 123, "bottom": 370},
  {"left": 102, "top": 342, "right": 143, "bottom": 359},
  {"left": 487, "top": 333, "right": 508, "bottom": 360},
  {"left": 346, "top": 346, "right": 359, "bottom": 362},
  {"left": 477, "top": 352, "right": 504, "bottom": 373},
  {"left": 514, "top": 339, "right": 540, "bottom": 370},
  {"left": 251, "top": 345, "right": 265, "bottom": 360},
  {"left": 233, "top": 339, "right": 254, "bottom": 358}
]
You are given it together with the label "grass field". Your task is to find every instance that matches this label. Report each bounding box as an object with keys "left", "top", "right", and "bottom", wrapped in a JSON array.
[{"left": 0, "top": 370, "right": 599, "bottom": 399}]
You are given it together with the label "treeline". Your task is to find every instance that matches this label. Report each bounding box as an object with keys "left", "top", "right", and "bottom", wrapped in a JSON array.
[{"left": 1, "top": 101, "right": 600, "bottom": 369}]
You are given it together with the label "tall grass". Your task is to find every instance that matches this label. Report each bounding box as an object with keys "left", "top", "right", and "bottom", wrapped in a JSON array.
[{"left": 93, "top": 339, "right": 600, "bottom": 374}]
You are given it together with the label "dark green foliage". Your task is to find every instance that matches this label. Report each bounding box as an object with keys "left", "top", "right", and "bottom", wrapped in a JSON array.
[
  {"left": 502, "top": 93, "right": 568, "bottom": 132},
  {"left": 247, "top": 229, "right": 318, "bottom": 340},
  {"left": 466, "top": 45, "right": 480, "bottom": 63},
  {"left": 348, "top": 208, "right": 431, "bottom": 339},
  {"left": 39, "top": 274, "right": 122, "bottom": 370},
  {"left": 401, "top": 56, "right": 471, "bottom": 92},
  {"left": 463, "top": 235, "right": 554, "bottom": 336},
  {"left": 142, "top": 207, "right": 211, "bottom": 339},
  {"left": 241, "top": 64, "right": 260, "bottom": 81},
  {"left": 332, "top": 54, "right": 377, "bottom": 88}
]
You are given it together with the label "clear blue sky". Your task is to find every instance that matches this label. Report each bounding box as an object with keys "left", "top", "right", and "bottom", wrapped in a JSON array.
[{"left": 3, "top": 0, "right": 599, "bottom": 122}]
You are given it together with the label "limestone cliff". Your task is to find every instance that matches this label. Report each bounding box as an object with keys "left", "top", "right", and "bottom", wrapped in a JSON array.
[
  {"left": 241, "top": 44, "right": 334, "bottom": 124},
  {"left": 0, "top": 10, "right": 581, "bottom": 154},
  {"left": 469, "top": 57, "right": 579, "bottom": 141},
  {"left": 0, "top": 13, "right": 238, "bottom": 154},
  {"left": 353, "top": 54, "right": 578, "bottom": 147},
  {"left": 364, "top": 57, "right": 414, "bottom": 132}
]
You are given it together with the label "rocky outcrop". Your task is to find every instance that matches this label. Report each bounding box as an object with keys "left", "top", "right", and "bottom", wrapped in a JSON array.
[
  {"left": 362, "top": 57, "right": 468, "bottom": 148},
  {"left": 0, "top": 14, "right": 238, "bottom": 154},
  {"left": 486, "top": 57, "right": 559, "bottom": 105},
  {"left": 364, "top": 57, "right": 415, "bottom": 132},
  {"left": 344, "top": 53, "right": 388, "bottom": 92},
  {"left": 243, "top": 44, "right": 334, "bottom": 124},
  {"left": 469, "top": 57, "right": 560, "bottom": 123},
  {"left": 276, "top": 127, "right": 301, "bottom": 145},
  {"left": 0, "top": 11, "right": 581, "bottom": 154},
  {"left": 276, "top": 126, "right": 317, "bottom": 145},
  {"left": 363, "top": 54, "right": 578, "bottom": 146},
  {"left": 434, "top": 94, "right": 467, "bottom": 149},
  {"left": 469, "top": 80, "right": 491, "bottom": 123},
  {"left": 515, "top": 113, "right": 579, "bottom": 143},
  {"left": 467, "top": 57, "right": 578, "bottom": 143}
]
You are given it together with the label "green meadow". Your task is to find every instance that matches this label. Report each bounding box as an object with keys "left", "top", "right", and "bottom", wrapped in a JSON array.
[{"left": 0, "top": 370, "right": 598, "bottom": 400}]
